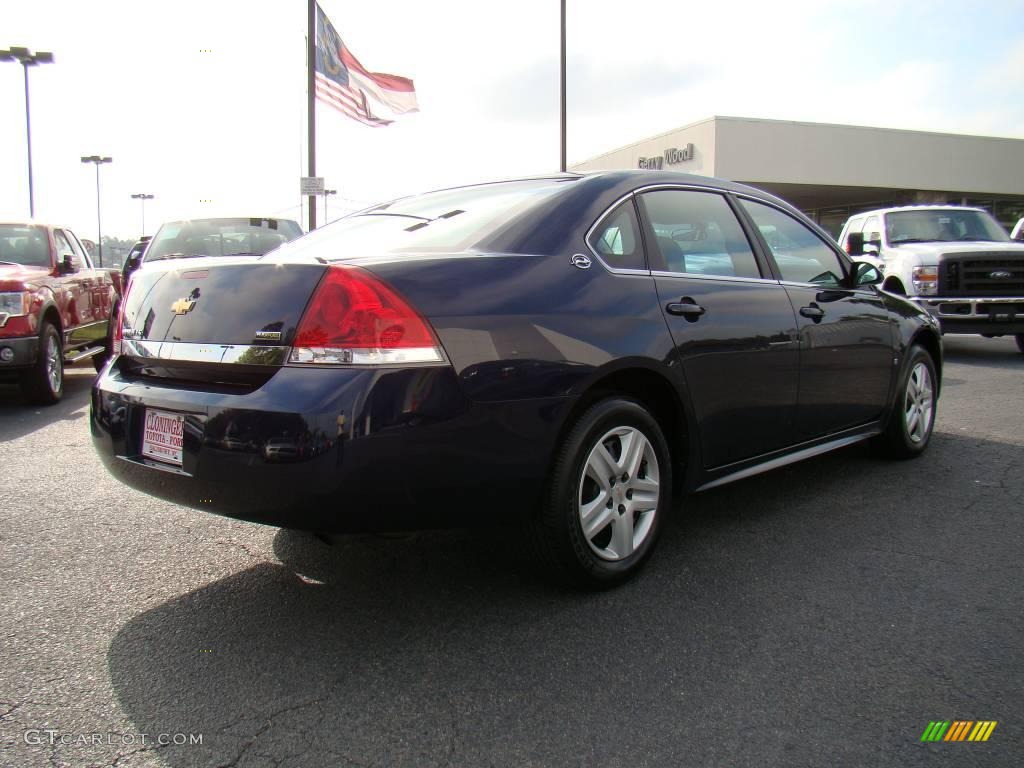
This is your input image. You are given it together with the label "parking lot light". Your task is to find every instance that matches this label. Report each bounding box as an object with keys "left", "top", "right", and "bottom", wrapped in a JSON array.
[
  {"left": 1, "top": 46, "right": 55, "bottom": 218},
  {"left": 81, "top": 155, "right": 113, "bottom": 267}
]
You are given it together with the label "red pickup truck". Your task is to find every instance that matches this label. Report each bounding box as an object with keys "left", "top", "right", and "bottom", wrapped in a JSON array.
[{"left": 0, "top": 222, "right": 121, "bottom": 404}]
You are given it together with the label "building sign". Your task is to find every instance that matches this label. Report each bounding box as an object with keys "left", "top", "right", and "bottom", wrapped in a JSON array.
[{"left": 638, "top": 143, "right": 695, "bottom": 169}]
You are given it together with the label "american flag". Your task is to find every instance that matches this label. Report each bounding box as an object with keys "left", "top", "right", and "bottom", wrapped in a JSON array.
[{"left": 314, "top": 4, "right": 418, "bottom": 128}]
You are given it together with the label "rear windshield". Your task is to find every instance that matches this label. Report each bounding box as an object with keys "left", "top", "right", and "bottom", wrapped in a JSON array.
[
  {"left": 270, "top": 179, "right": 575, "bottom": 261},
  {"left": 0, "top": 225, "right": 50, "bottom": 267},
  {"left": 885, "top": 209, "right": 1009, "bottom": 244},
  {"left": 146, "top": 218, "right": 303, "bottom": 261}
]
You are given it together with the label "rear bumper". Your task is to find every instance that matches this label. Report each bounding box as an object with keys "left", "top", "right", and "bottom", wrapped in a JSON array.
[
  {"left": 0, "top": 334, "right": 38, "bottom": 375},
  {"left": 912, "top": 296, "right": 1024, "bottom": 335},
  {"left": 91, "top": 361, "right": 569, "bottom": 532}
]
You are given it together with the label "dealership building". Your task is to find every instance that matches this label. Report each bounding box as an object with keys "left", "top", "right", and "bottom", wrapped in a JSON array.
[{"left": 571, "top": 116, "right": 1024, "bottom": 237}]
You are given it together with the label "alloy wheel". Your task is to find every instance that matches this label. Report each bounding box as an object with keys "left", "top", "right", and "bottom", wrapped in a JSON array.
[
  {"left": 46, "top": 333, "right": 62, "bottom": 394},
  {"left": 904, "top": 362, "right": 934, "bottom": 443},
  {"left": 577, "top": 426, "right": 660, "bottom": 561}
]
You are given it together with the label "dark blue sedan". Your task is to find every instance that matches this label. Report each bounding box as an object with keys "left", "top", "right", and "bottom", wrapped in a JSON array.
[{"left": 91, "top": 171, "right": 942, "bottom": 586}]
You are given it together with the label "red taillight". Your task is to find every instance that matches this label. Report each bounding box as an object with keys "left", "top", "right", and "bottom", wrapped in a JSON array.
[{"left": 290, "top": 266, "right": 443, "bottom": 365}]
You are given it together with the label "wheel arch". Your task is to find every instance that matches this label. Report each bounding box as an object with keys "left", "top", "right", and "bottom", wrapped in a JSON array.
[
  {"left": 910, "top": 327, "right": 943, "bottom": 397},
  {"left": 554, "top": 362, "right": 694, "bottom": 493},
  {"left": 883, "top": 276, "right": 907, "bottom": 295}
]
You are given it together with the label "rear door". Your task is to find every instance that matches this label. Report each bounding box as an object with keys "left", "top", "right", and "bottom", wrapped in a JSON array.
[
  {"left": 634, "top": 187, "right": 800, "bottom": 469},
  {"left": 736, "top": 197, "right": 894, "bottom": 441}
]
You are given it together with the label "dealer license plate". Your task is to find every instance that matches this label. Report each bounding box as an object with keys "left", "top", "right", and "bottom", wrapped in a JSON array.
[{"left": 142, "top": 409, "right": 185, "bottom": 466}]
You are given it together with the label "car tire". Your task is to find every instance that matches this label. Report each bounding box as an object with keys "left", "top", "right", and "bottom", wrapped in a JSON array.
[
  {"left": 21, "top": 322, "right": 64, "bottom": 406},
  {"left": 1015, "top": 333, "right": 1024, "bottom": 354},
  {"left": 532, "top": 397, "right": 672, "bottom": 588},
  {"left": 872, "top": 344, "right": 937, "bottom": 459},
  {"left": 92, "top": 299, "right": 118, "bottom": 373}
]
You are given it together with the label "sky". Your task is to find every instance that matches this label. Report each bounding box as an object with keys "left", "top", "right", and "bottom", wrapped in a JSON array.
[{"left": 2, "top": 0, "right": 1023, "bottom": 242}]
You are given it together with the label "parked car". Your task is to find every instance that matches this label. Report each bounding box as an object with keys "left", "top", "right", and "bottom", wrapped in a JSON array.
[
  {"left": 0, "top": 222, "right": 121, "bottom": 403},
  {"left": 838, "top": 206, "right": 1024, "bottom": 354},
  {"left": 120, "top": 235, "right": 150, "bottom": 286},
  {"left": 91, "top": 172, "right": 942, "bottom": 586},
  {"left": 122, "top": 217, "right": 302, "bottom": 283}
]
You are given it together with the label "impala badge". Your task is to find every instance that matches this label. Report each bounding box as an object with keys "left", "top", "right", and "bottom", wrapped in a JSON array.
[
  {"left": 171, "top": 297, "right": 197, "bottom": 315},
  {"left": 989, "top": 270, "right": 1013, "bottom": 280},
  {"left": 570, "top": 254, "right": 592, "bottom": 270},
  {"left": 255, "top": 330, "right": 283, "bottom": 341}
]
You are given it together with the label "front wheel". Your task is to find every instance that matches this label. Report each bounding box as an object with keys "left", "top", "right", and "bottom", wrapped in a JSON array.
[
  {"left": 1015, "top": 333, "right": 1024, "bottom": 354},
  {"left": 872, "top": 344, "right": 937, "bottom": 459},
  {"left": 532, "top": 397, "right": 672, "bottom": 588},
  {"left": 20, "top": 322, "right": 64, "bottom": 405}
]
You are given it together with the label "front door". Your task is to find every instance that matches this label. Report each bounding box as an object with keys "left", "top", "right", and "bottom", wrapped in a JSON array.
[
  {"left": 637, "top": 188, "right": 800, "bottom": 469},
  {"left": 736, "top": 198, "right": 895, "bottom": 441}
]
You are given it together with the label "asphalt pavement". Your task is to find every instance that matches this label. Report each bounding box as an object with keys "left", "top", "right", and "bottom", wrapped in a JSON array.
[{"left": 1, "top": 336, "right": 1021, "bottom": 767}]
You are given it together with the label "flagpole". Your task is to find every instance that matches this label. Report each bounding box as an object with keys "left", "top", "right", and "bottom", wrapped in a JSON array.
[
  {"left": 559, "top": 0, "right": 566, "bottom": 172},
  {"left": 307, "top": 0, "right": 318, "bottom": 231}
]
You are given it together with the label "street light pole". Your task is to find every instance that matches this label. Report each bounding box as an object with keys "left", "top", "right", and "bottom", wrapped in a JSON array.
[
  {"left": 81, "top": 155, "right": 112, "bottom": 266},
  {"left": 324, "top": 189, "right": 336, "bottom": 224},
  {"left": 131, "top": 193, "right": 154, "bottom": 236},
  {"left": 1, "top": 47, "right": 55, "bottom": 218}
]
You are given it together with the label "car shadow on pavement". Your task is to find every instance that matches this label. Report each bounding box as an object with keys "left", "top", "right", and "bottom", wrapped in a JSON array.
[
  {"left": 0, "top": 366, "right": 96, "bottom": 443},
  {"left": 102, "top": 430, "right": 1022, "bottom": 767}
]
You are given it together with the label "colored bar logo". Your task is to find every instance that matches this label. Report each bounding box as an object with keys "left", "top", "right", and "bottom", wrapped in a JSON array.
[{"left": 921, "top": 721, "right": 997, "bottom": 742}]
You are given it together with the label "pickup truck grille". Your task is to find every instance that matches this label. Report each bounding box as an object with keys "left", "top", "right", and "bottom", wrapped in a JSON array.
[{"left": 941, "top": 254, "right": 1024, "bottom": 296}]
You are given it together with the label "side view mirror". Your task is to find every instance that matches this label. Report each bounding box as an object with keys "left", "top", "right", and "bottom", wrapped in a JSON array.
[
  {"left": 59, "top": 254, "right": 75, "bottom": 274},
  {"left": 846, "top": 231, "right": 865, "bottom": 256},
  {"left": 124, "top": 255, "right": 141, "bottom": 276},
  {"left": 853, "top": 261, "right": 883, "bottom": 287}
]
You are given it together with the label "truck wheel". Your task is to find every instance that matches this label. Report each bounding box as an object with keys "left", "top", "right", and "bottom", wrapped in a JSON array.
[
  {"left": 1016, "top": 334, "right": 1024, "bottom": 354},
  {"left": 21, "top": 322, "right": 64, "bottom": 405},
  {"left": 872, "top": 344, "right": 936, "bottom": 459}
]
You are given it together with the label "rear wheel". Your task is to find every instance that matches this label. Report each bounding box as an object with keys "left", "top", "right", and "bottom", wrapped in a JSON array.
[
  {"left": 20, "top": 322, "right": 64, "bottom": 405},
  {"left": 873, "top": 344, "right": 937, "bottom": 459},
  {"left": 1016, "top": 333, "right": 1024, "bottom": 354},
  {"left": 532, "top": 397, "right": 672, "bottom": 588}
]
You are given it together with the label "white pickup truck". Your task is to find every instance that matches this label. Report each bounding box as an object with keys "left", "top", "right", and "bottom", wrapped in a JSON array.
[{"left": 837, "top": 206, "right": 1024, "bottom": 354}]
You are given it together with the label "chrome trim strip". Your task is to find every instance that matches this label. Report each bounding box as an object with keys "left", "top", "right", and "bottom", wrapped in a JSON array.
[
  {"left": 121, "top": 340, "right": 289, "bottom": 365},
  {"left": 650, "top": 270, "right": 780, "bottom": 286}
]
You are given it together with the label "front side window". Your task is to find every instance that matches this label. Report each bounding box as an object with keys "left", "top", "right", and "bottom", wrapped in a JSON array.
[
  {"left": 587, "top": 201, "right": 645, "bottom": 271},
  {"left": 54, "top": 230, "right": 84, "bottom": 270},
  {"left": 740, "top": 199, "right": 846, "bottom": 287},
  {"left": 640, "top": 189, "right": 761, "bottom": 279}
]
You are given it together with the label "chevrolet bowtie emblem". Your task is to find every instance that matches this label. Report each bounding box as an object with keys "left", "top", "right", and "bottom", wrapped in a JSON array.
[{"left": 171, "top": 298, "right": 197, "bottom": 315}]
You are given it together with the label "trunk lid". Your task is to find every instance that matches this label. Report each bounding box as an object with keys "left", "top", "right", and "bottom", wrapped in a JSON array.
[{"left": 118, "top": 260, "right": 327, "bottom": 389}]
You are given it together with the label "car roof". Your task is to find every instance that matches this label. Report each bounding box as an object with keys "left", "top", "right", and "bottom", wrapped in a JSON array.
[{"left": 852, "top": 205, "right": 989, "bottom": 217}]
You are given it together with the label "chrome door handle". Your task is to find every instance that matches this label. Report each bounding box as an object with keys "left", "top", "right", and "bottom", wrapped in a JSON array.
[
  {"left": 666, "top": 302, "right": 706, "bottom": 317},
  {"left": 799, "top": 305, "right": 825, "bottom": 321}
]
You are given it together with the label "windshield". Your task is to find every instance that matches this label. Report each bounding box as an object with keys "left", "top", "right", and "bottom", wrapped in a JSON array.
[
  {"left": 270, "top": 179, "right": 575, "bottom": 262},
  {"left": 145, "top": 218, "right": 303, "bottom": 261},
  {"left": 885, "top": 209, "right": 1009, "bottom": 245},
  {"left": 0, "top": 225, "right": 51, "bottom": 268}
]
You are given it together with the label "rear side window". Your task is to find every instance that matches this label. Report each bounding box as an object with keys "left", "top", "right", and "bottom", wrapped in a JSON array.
[
  {"left": 588, "top": 201, "right": 645, "bottom": 271},
  {"left": 639, "top": 190, "right": 761, "bottom": 278},
  {"left": 741, "top": 200, "right": 846, "bottom": 287}
]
